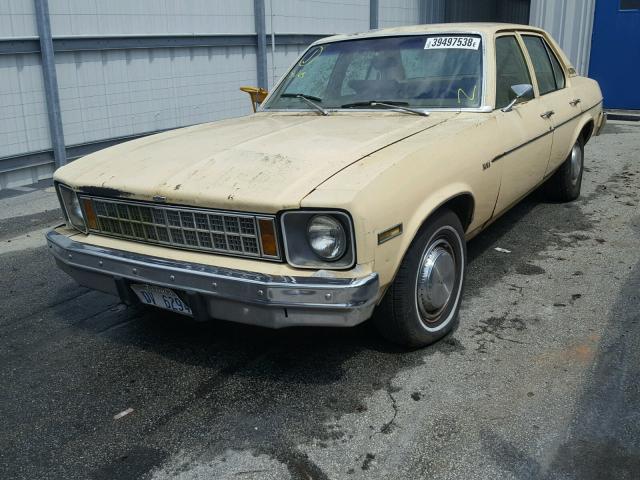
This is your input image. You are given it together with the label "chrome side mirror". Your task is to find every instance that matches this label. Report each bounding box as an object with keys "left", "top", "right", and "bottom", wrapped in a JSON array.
[{"left": 501, "top": 84, "right": 534, "bottom": 112}]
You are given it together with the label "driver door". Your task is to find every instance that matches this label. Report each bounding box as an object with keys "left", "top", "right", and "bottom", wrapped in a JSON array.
[{"left": 493, "top": 34, "right": 553, "bottom": 216}]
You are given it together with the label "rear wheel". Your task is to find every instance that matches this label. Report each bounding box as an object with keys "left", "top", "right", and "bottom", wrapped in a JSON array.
[
  {"left": 374, "top": 209, "right": 466, "bottom": 348},
  {"left": 547, "top": 137, "right": 584, "bottom": 202}
]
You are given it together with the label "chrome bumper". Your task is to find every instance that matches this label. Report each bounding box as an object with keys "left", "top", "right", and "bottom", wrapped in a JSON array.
[
  {"left": 46, "top": 230, "right": 380, "bottom": 328},
  {"left": 595, "top": 111, "right": 607, "bottom": 136}
]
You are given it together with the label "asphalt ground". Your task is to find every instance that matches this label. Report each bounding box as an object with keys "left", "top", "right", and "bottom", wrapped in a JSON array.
[{"left": 1, "top": 120, "right": 639, "bottom": 480}]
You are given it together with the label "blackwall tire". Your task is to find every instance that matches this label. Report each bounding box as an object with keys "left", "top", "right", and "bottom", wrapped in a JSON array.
[
  {"left": 547, "top": 137, "right": 584, "bottom": 202},
  {"left": 374, "top": 209, "right": 466, "bottom": 348}
]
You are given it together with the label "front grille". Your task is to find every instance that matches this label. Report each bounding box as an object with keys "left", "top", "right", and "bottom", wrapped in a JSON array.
[{"left": 80, "top": 196, "right": 281, "bottom": 260}]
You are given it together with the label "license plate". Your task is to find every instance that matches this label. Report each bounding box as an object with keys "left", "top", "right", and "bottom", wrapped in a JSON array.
[{"left": 131, "top": 284, "right": 193, "bottom": 316}]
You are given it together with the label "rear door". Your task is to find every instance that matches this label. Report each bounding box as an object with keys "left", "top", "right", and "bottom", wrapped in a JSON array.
[
  {"left": 520, "top": 33, "right": 579, "bottom": 176},
  {"left": 492, "top": 34, "right": 553, "bottom": 216}
]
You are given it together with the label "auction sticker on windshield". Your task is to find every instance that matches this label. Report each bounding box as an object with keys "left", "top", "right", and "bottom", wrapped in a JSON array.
[{"left": 425, "top": 36, "right": 480, "bottom": 50}]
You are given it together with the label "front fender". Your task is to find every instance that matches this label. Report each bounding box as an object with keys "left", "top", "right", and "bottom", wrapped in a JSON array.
[{"left": 371, "top": 184, "right": 475, "bottom": 287}]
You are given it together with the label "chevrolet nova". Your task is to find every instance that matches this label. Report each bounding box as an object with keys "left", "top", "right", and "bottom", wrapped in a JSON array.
[{"left": 48, "top": 23, "right": 606, "bottom": 347}]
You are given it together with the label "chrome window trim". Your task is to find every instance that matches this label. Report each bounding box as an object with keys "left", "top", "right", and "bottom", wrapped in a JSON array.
[
  {"left": 280, "top": 210, "right": 357, "bottom": 270},
  {"left": 79, "top": 195, "right": 283, "bottom": 262},
  {"left": 260, "top": 31, "right": 489, "bottom": 113}
]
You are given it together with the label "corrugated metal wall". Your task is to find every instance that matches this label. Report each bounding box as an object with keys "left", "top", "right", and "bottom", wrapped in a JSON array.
[
  {"left": 0, "top": 0, "right": 37, "bottom": 37},
  {"left": 1, "top": 53, "right": 50, "bottom": 158},
  {"left": 47, "top": 0, "right": 256, "bottom": 36},
  {"left": 265, "top": 0, "right": 369, "bottom": 34},
  {"left": 0, "top": 0, "right": 597, "bottom": 190},
  {"left": 54, "top": 47, "right": 258, "bottom": 147},
  {"left": 264, "top": 0, "right": 370, "bottom": 88},
  {"left": 379, "top": 0, "right": 422, "bottom": 28},
  {"left": 529, "top": 0, "right": 596, "bottom": 75},
  {"left": 445, "top": 0, "right": 530, "bottom": 23}
]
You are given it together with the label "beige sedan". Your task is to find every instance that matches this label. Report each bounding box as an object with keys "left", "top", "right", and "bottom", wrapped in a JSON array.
[{"left": 48, "top": 23, "right": 606, "bottom": 347}]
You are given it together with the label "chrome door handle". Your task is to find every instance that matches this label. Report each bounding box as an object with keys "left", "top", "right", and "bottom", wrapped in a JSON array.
[
  {"left": 540, "top": 110, "right": 555, "bottom": 119},
  {"left": 570, "top": 98, "right": 582, "bottom": 106}
]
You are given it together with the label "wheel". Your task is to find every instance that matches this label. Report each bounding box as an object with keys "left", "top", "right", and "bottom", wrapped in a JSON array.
[
  {"left": 374, "top": 209, "right": 466, "bottom": 348},
  {"left": 546, "top": 137, "right": 584, "bottom": 202}
]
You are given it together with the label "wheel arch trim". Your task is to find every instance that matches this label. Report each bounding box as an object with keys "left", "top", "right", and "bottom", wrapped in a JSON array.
[{"left": 374, "top": 186, "right": 474, "bottom": 287}]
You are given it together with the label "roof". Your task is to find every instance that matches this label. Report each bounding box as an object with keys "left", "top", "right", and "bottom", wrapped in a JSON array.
[{"left": 315, "top": 22, "right": 546, "bottom": 44}]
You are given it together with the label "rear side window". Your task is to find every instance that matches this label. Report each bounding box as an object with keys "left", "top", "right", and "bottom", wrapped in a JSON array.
[
  {"left": 546, "top": 44, "right": 566, "bottom": 89},
  {"left": 523, "top": 35, "right": 564, "bottom": 94},
  {"left": 495, "top": 36, "right": 532, "bottom": 109}
]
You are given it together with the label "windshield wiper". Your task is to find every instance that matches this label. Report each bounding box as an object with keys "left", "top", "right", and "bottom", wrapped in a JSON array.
[
  {"left": 280, "top": 93, "right": 328, "bottom": 116},
  {"left": 341, "top": 100, "right": 429, "bottom": 117}
]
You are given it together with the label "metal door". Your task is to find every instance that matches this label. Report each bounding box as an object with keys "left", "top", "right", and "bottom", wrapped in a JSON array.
[{"left": 589, "top": 0, "right": 640, "bottom": 109}]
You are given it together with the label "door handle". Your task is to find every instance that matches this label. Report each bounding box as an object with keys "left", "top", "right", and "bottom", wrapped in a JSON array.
[
  {"left": 569, "top": 98, "right": 582, "bottom": 107},
  {"left": 540, "top": 110, "right": 555, "bottom": 119}
]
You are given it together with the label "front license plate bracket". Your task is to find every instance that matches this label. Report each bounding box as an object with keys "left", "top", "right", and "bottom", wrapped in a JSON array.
[{"left": 131, "top": 284, "right": 193, "bottom": 316}]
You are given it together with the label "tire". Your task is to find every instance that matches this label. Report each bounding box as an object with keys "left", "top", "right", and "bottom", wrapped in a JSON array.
[
  {"left": 374, "top": 209, "right": 466, "bottom": 348},
  {"left": 546, "top": 137, "right": 584, "bottom": 202}
]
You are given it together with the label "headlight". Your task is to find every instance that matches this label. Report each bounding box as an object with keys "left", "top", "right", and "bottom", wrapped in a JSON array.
[
  {"left": 57, "top": 184, "right": 87, "bottom": 233},
  {"left": 281, "top": 210, "right": 355, "bottom": 269},
  {"left": 307, "top": 215, "right": 346, "bottom": 260}
]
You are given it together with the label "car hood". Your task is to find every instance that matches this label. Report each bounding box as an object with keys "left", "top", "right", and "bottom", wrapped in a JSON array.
[{"left": 55, "top": 112, "right": 455, "bottom": 213}]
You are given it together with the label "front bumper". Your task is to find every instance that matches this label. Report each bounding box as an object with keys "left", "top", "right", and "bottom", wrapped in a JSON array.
[
  {"left": 46, "top": 230, "right": 380, "bottom": 328},
  {"left": 595, "top": 111, "right": 607, "bottom": 136}
]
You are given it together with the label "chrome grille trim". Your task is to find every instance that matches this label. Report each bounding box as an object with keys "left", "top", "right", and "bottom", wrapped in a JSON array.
[{"left": 79, "top": 196, "right": 281, "bottom": 261}]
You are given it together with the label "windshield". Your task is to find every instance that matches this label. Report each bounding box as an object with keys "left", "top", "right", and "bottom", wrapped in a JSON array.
[{"left": 264, "top": 34, "right": 484, "bottom": 111}]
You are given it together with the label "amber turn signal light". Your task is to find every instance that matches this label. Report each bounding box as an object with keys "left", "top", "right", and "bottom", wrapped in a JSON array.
[
  {"left": 258, "top": 218, "right": 278, "bottom": 257},
  {"left": 82, "top": 198, "right": 98, "bottom": 230}
]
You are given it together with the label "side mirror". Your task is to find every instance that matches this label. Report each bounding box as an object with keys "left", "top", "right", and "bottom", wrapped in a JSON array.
[
  {"left": 501, "top": 84, "right": 533, "bottom": 112},
  {"left": 240, "top": 86, "right": 268, "bottom": 112}
]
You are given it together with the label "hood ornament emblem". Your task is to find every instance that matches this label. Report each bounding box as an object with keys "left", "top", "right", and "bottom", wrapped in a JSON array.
[{"left": 153, "top": 195, "right": 167, "bottom": 202}]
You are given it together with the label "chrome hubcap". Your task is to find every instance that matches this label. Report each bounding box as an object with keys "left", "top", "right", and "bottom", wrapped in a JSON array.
[
  {"left": 416, "top": 240, "right": 456, "bottom": 322},
  {"left": 570, "top": 143, "right": 583, "bottom": 185}
]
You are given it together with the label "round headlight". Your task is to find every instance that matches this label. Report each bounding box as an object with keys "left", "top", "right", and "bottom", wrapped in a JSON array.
[{"left": 307, "top": 215, "right": 347, "bottom": 260}]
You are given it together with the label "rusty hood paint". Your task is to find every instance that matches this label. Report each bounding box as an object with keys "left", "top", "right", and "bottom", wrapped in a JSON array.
[{"left": 54, "top": 112, "right": 455, "bottom": 213}]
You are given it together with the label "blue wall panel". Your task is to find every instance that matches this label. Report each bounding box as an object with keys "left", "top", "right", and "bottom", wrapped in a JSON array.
[{"left": 589, "top": 0, "right": 640, "bottom": 109}]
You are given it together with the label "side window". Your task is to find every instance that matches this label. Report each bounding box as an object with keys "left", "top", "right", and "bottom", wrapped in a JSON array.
[
  {"left": 522, "top": 35, "right": 558, "bottom": 95},
  {"left": 495, "top": 36, "right": 532, "bottom": 109},
  {"left": 545, "top": 43, "right": 566, "bottom": 90}
]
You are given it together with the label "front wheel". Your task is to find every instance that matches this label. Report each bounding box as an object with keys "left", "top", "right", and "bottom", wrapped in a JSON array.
[{"left": 374, "top": 209, "right": 466, "bottom": 348}]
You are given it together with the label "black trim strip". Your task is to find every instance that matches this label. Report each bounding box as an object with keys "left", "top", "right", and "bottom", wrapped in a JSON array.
[
  {"left": 0, "top": 34, "right": 329, "bottom": 55},
  {"left": 491, "top": 100, "right": 602, "bottom": 163}
]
